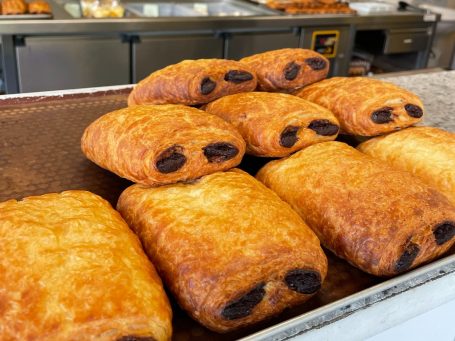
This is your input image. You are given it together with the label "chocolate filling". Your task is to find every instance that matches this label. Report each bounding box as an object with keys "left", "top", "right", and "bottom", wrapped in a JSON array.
[
  {"left": 371, "top": 107, "right": 393, "bottom": 124},
  {"left": 394, "top": 242, "right": 420, "bottom": 273},
  {"left": 433, "top": 222, "right": 455, "bottom": 245},
  {"left": 284, "top": 61, "right": 301, "bottom": 81},
  {"left": 201, "top": 77, "right": 216, "bottom": 95},
  {"left": 156, "top": 145, "right": 186, "bottom": 173},
  {"left": 405, "top": 104, "right": 423, "bottom": 118},
  {"left": 203, "top": 142, "right": 239, "bottom": 163},
  {"left": 308, "top": 119, "right": 340, "bottom": 136},
  {"left": 224, "top": 70, "right": 254, "bottom": 83},
  {"left": 280, "top": 126, "right": 300, "bottom": 148},
  {"left": 117, "top": 337, "right": 156, "bottom": 341},
  {"left": 284, "top": 269, "right": 321, "bottom": 294},
  {"left": 305, "top": 57, "right": 327, "bottom": 71},
  {"left": 221, "top": 283, "right": 266, "bottom": 320}
]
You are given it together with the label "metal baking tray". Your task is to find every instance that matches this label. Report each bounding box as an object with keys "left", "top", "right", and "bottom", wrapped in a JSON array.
[
  {"left": 0, "top": 14, "right": 52, "bottom": 19},
  {"left": 0, "top": 86, "right": 454, "bottom": 340}
]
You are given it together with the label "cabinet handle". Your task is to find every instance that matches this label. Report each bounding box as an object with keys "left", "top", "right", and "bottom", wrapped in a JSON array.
[{"left": 403, "top": 38, "right": 413, "bottom": 44}]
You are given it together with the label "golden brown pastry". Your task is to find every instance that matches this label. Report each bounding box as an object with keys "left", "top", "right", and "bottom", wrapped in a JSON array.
[
  {"left": 239, "top": 48, "right": 329, "bottom": 92},
  {"left": 358, "top": 126, "right": 455, "bottom": 206},
  {"left": 0, "top": 190, "right": 172, "bottom": 341},
  {"left": 1, "top": 0, "right": 26, "bottom": 14},
  {"left": 117, "top": 169, "right": 328, "bottom": 332},
  {"left": 204, "top": 92, "right": 339, "bottom": 157},
  {"left": 28, "top": 0, "right": 51, "bottom": 14},
  {"left": 295, "top": 77, "right": 424, "bottom": 136},
  {"left": 128, "top": 59, "right": 257, "bottom": 106},
  {"left": 81, "top": 104, "right": 246, "bottom": 186},
  {"left": 257, "top": 142, "right": 455, "bottom": 276}
]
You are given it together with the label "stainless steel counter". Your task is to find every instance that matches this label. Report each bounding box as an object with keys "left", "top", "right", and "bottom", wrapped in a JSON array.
[
  {"left": 0, "top": 0, "right": 440, "bottom": 94},
  {"left": 0, "top": 10, "right": 439, "bottom": 34}
]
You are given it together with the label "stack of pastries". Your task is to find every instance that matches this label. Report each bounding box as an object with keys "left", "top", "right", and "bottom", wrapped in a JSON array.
[
  {"left": 2, "top": 48, "right": 455, "bottom": 340},
  {"left": 0, "top": 0, "right": 51, "bottom": 15}
]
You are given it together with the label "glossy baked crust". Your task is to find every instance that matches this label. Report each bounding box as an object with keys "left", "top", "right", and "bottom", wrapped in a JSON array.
[
  {"left": 28, "top": 0, "right": 51, "bottom": 14},
  {"left": 239, "top": 48, "right": 329, "bottom": 92},
  {"left": 204, "top": 92, "right": 340, "bottom": 157},
  {"left": 257, "top": 142, "right": 455, "bottom": 276},
  {"left": 1, "top": 0, "right": 26, "bottom": 14},
  {"left": 128, "top": 59, "right": 257, "bottom": 106},
  {"left": 0, "top": 190, "right": 172, "bottom": 341},
  {"left": 117, "top": 169, "right": 328, "bottom": 332},
  {"left": 81, "top": 104, "right": 246, "bottom": 186},
  {"left": 295, "top": 77, "right": 424, "bottom": 136},
  {"left": 358, "top": 126, "right": 455, "bottom": 205}
]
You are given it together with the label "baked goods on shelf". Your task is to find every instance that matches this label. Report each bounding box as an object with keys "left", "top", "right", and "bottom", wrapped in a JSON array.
[
  {"left": 204, "top": 92, "right": 339, "bottom": 157},
  {"left": 28, "top": 0, "right": 51, "bottom": 14},
  {"left": 1, "top": 0, "right": 27, "bottom": 14},
  {"left": 128, "top": 59, "right": 257, "bottom": 106},
  {"left": 240, "top": 48, "right": 329, "bottom": 92},
  {"left": 81, "top": 104, "right": 245, "bottom": 186},
  {"left": 257, "top": 141, "right": 455, "bottom": 276},
  {"left": 295, "top": 77, "right": 424, "bottom": 136},
  {"left": 0, "top": 190, "right": 172, "bottom": 341},
  {"left": 117, "top": 169, "right": 328, "bottom": 332},
  {"left": 266, "top": 0, "right": 355, "bottom": 14},
  {"left": 358, "top": 126, "right": 455, "bottom": 206}
]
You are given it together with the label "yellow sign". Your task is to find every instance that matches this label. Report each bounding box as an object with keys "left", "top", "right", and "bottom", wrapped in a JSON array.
[{"left": 311, "top": 30, "right": 339, "bottom": 58}]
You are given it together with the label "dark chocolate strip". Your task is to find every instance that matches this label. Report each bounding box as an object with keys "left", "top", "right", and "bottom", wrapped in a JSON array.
[
  {"left": 224, "top": 70, "right": 254, "bottom": 83},
  {"left": 433, "top": 221, "right": 455, "bottom": 245},
  {"left": 308, "top": 119, "right": 339, "bottom": 136},
  {"left": 200, "top": 77, "right": 216, "bottom": 95},
  {"left": 156, "top": 145, "right": 186, "bottom": 173},
  {"left": 284, "top": 61, "right": 301, "bottom": 81},
  {"left": 203, "top": 142, "right": 239, "bottom": 163},
  {"left": 280, "top": 126, "right": 300, "bottom": 148},
  {"left": 404, "top": 104, "right": 423, "bottom": 118},
  {"left": 284, "top": 269, "right": 321, "bottom": 294},
  {"left": 394, "top": 242, "right": 420, "bottom": 273},
  {"left": 305, "top": 57, "right": 327, "bottom": 71},
  {"left": 221, "top": 283, "right": 266, "bottom": 320},
  {"left": 371, "top": 107, "right": 393, "bottom": 124}
]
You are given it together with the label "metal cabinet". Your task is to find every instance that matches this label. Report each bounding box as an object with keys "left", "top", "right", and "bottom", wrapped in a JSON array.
[
  {"left": 224, "top": 30, "right": 300, "bottom": 60},
  {"left": 300, "top": 26, "right": 352, "bottom": 77},
  {"left": 133, "top": 34, "right": 223, "bottom": 82},
  {"left": 15, "top": 35, "right": 129, "bottom": 93}
]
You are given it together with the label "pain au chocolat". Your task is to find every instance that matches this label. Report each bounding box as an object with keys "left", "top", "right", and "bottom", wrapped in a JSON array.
[
  {"left": 117, "top": 169, "right": 328, "bottom": 332},
  {"left": 204, "top": 92, "right": 339, "bottom": 157},
  {"left": 0, "top": 190, "right": 172, "bottom": 341},
  {"left": 128, "top": 59, "right": 257, "bottom": 106},
  {"left": 239, "top": 48, "right": 329, "bottom": 92},
  {"left": 81, "top": 104, "right": 245, "bottom": 186},
  {"left": 257, "top": 142, "right": 455, "bottom": 277},
  {"left": 358, "top": 126, "right": 455, "bottom": 206},
  {"left": 295, "top": 77, "right": 424, "bottom": 136}
]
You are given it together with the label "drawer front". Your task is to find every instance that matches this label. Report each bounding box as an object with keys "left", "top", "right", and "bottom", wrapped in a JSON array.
[
  {"left": 225, "top": 31, "right": 300, "bottom": 60},
  {"left": 134, "top": 35, "right": 223, "bottom": 82},
  {"left": 16, "top": 36, "right": 129, "bottom": 93},
  {"left": 384, "top": 32, "right": 430, "bottom": 54}
]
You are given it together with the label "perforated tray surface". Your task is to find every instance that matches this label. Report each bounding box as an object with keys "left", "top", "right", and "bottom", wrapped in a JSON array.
[
  {"left": 0, "top": 88, "right": 451, "bottom": 340},
  {"left": 0, "top": 90, "right": 132, "bottom": 205}
]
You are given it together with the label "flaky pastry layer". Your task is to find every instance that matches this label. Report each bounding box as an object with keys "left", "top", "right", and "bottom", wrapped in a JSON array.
[
  {"left": 117, "top": 169, "right": 327, "bottom": 332},
  {"left": 205, "top": 92, "right": 339, "bottom": 157},
  {"left": 295, "top": 77, "right": 424, "bottom": 136},
  {"left": 257, "top": 141, "right": 455, "bottom": 276},
  {"left": 0, "top": 190, "right": 172, "bottom": 341}
]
